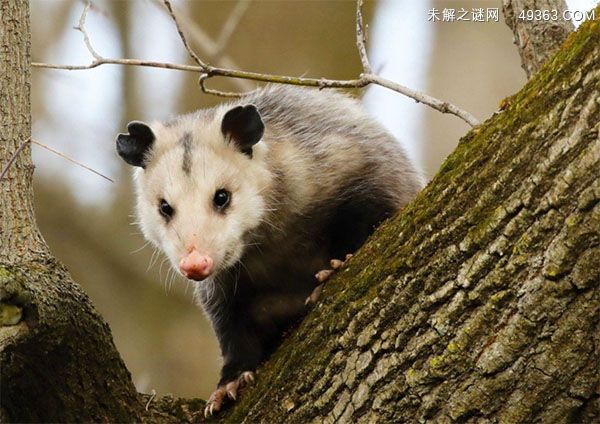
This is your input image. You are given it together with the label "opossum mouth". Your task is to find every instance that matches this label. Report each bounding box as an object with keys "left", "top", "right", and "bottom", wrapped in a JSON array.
[{"left": 182, "top": 272, "right": 210, "bottom": 282}]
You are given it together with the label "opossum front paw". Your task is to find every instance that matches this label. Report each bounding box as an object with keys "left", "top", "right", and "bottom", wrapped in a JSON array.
[
  {"left": 204, "top": 386, "right": 227, "bottom": 417},
  {"left": 204, "top": 371, "right": 256, "bottom": 417},
  {"left": 306, "top": 254, "right": 353, "bottom": 305}
]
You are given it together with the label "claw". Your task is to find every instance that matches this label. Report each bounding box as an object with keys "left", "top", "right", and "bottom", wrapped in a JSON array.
[
  {"left": 225, "top": 379, "right": 239, "bottom": 400},
  {"left": 239, "top": 371, "right": 255, "bottom": 386},
  {"left": 330, "top": 259, "right": 344, "bottom": 269},
  {"left": 204, "top": 386, "right": 227, "bottom": 417},
  {"left": 305, "top": 284, "right": 324, "bottom": 305},
  {"left": 315, "top": 269, "right": 334, "bottom": 283}
]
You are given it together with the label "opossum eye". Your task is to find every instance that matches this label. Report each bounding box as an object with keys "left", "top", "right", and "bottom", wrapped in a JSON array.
[
  {"left": 213, "top": 189, "right": 231, "bottom": 211},
  {"left": 158, "top": 199, "right": 174, "bottom": 220}
]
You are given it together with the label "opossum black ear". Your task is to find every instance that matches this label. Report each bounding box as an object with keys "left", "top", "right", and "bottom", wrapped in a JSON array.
[
  {"left": 221, "top": 105, "right": 264, "bottom": 157},
  {"left": 116, "top": 121, "right": 155, "bottom": 168}
]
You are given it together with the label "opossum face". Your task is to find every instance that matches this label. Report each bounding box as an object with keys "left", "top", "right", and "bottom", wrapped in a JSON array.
[{"left": 117, "top": 105, "right": 271, "bottom": 281}]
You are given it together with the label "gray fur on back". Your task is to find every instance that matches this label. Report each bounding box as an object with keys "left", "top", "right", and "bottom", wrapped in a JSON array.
[{"left": 244, "top": 85, "right": 425, "bottom": 206}]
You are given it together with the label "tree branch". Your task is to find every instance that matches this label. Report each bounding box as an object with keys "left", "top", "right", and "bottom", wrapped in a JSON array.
[
  {"left": 161, "top": 0, "right": 208, "bottom": 68},
  {"left": 31, "top": 0, "right": 481, "bottom": 127},
  {"left": 0, "top": 138, "right": 114, "bottom": 183},
  {"left": 356, "top": 0, "right": 372, "bottom": 74},
  {"left": 31, "top": 139, "right": 113, "bottom": 183}
]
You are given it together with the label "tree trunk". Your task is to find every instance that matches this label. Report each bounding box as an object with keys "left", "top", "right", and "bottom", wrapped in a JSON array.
[
  {"left": 1, "top": 2, "right": 143, "bottom": 422},
  {"left": 1, "top": 2, "right": 599, "bottom": 423}
]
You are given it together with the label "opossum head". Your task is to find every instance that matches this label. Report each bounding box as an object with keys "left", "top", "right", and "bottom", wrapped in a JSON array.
[{"left": 116, "top": 105, "right": 271, "bottom": 282}]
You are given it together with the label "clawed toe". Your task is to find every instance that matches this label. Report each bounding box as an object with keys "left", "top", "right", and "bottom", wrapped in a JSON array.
[
  {"left": 315, "top": 269, "right": 334, "bottom": 283},
  {"left": 239, "top": 371, "right": 255, "bottom": 385},
  {"left": 204, "top": 371, "right": 256, "bottom": 417},
  {"left": 305, "top": 283, "right": 324, "bottom": 305},
  {"left": 204, "top": 386, "right": 227, "bottom": 417},
  {"left": 330, "top": 259, "right": 344, "bottom": 269},
  {"left": 307, "top": 254, "right": 353, "bottom": 305},
  {"left": 225, "top": 380, "right": 239, "bottom": 400}
]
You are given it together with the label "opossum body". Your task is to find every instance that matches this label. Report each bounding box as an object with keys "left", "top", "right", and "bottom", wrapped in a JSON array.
[{"left": 116, "top": 85, "right": 424, "bottom": 412}]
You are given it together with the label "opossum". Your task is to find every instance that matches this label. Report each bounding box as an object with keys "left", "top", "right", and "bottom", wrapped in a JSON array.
[{"left": 116, "top": 85, "right": 424, "bottom": 415}]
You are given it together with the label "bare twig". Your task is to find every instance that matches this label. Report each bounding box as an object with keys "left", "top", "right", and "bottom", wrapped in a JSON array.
[
  {"left": 0, "top": 139, "right": 31, "bottom": 182},
  {"left": 32, "top": 0, "right": 481, "bottom": 127},
  {"left": 149, "top": 0, "right": 253, "bottom": 91},
  {"left": 364, "top": 75, "right": 480, "bottom": 126},
  {"left": 74, "top": 0, "right": 102, "bottom": 60},
  {"left": 162, "top": 0, "right": 207, "bottom": 68},
  {"left": 356, "top": 0, "right": 372, "bottom": 74},
  {"left": 33, "top": 58, "right": 201, "bottom": 72},
  {"left": 31, "top": 139, "right": 114, "bottom": 183},
  {"left": 214, "top": 0, "right": 252, "bottom": 59},
  {"left": 199, "top": 74, "right": 250, "bottom": 98}
]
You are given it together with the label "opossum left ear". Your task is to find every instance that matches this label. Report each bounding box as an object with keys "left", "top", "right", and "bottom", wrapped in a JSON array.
[
  {"left": 221, "top": 104, "right": 264, "bottom": 156},
  {"left": 116, "top": 121, "right": 155, "bottom": 168}
]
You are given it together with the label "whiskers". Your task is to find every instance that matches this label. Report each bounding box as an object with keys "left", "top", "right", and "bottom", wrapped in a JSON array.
[
  {"left": 130, "top": 239, "right": 151, "bottom": 255},
  {"left": 164, "top": 266, "right": 179, "bottom": 294},
  {"left": 147, "top": 247, "right": 161, "bottom": 273}
]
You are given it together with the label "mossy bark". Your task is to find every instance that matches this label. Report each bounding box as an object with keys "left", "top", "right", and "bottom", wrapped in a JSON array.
[{"left": 1, "top": 2, "right": 599, "bottom": 423}]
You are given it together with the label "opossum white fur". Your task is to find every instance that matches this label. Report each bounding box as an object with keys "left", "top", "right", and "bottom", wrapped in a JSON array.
[{"left": 116, "top": 84, "right": 424, "bottom": 403}]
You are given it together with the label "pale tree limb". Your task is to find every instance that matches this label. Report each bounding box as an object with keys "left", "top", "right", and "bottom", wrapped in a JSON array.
[
  {"left": 73, "top": 0, "right": 102, "bottom": 61},
  {"left": 149, "top": 0, "right": 254, "bottom": 91},
  {"left": 502, "top": 0, "right": 574, "bottom": 78},
  {"left": 356, "top": 0, "right": 372, "bottom": 75},
  {"left": 0, "top": 138, "right": 113, "bottom": 183},
  {"left": 32, "top": 0, "right": 481, "bottom": 127},
  {"left": 161, "top": 0, "right": 207, "bottom": 68},
  {"left": 199, "top": 74, "right": 249, "bottom": 98}
]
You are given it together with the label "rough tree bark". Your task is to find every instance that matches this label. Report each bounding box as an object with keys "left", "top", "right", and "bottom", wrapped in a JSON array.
[
  {"left": 1, "top": 1, "right": 599, "bottom": 423},
  {"left": 502, "top": 0, "right": 574, "bottom": 78}
]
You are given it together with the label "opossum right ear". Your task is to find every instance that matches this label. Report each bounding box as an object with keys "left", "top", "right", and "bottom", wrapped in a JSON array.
[
  {"left": 116, "top": 121, "right": 155, "bottom": 168},
  {"left": 221, "top": 105, "right": 264, "bottom": 157}
]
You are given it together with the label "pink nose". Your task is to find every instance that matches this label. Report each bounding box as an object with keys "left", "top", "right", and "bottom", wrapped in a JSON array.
[{"left": 179, "top": 249, "right": 214, "bottom": 281}]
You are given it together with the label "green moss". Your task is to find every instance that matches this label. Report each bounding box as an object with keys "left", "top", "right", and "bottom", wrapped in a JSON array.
[
  {"left": 0, "top": 266, "right": 12, "bottom": 282},
  {"left": 565, "top": 214, "right": 580, "bottom": 227},
  {"left": 0, "top": 302, "right": 23, "bottom": 326},
  {"left": 512, "top": 234, "right": 532, "bottom": 256},
  {"left": 490, "top": 291, "right": 509, "bottom": 305},
  {"left": 446, "top": 342, "right": 460, "bottom": 354},
  {"left": 429, "top": 355, "right": 445, "bottom": 369}
]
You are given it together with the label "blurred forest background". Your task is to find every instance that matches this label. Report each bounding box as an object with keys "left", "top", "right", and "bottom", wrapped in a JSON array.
[{"left": 28, "top": 0, "right": 594, "bottom": 399}]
